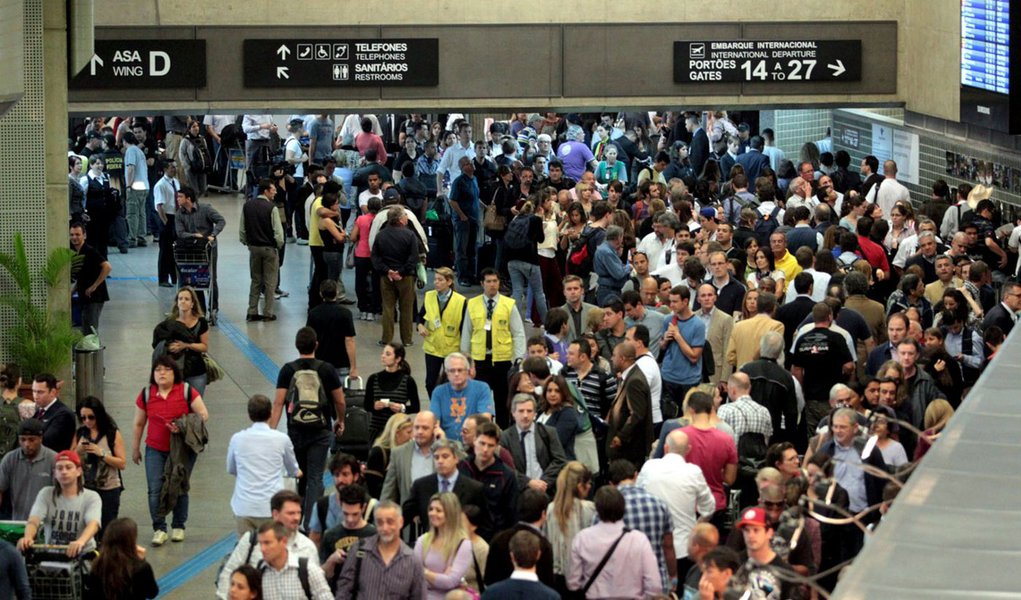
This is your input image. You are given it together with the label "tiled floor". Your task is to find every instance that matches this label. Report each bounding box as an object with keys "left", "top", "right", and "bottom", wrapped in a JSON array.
[{"left": 94, "top": 191, "right": 434, "bottom": 597}]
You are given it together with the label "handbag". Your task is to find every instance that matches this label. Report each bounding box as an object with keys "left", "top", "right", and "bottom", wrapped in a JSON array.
[
  {"left": 203, "top": 353, "right": 225, "bottom": 384},
  {"left": 482, "top": 201, "right": 506, "bottom": 231}
]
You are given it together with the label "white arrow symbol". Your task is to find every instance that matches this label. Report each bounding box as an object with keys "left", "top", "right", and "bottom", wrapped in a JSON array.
[
  {"left": 277, "top": 66, "right": 289, "bottom": 79},
  {"left": 828, "top": 60, "right": 846, "bottom": 76},
  {"left": 277, "top": 44, "right": 290, "bottom": 60},
  {"left": 89, "top": 54, "right": 104, "bottom": 76}
]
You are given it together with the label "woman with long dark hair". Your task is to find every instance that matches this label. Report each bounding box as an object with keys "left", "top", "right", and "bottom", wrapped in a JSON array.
[
  {"left": 152, "top": 286, "right": 210, "bottom": 395},
  {"left": 72, "top": 396, "right": 126, "bottom": 536},
  {"left": 85, "top": 517, "right": 159, "bottom": 600},
  {"left": 228, "top": 565, "right": 263, "bottom": 600},
  {"left": 536, "top": 375, "right": 581, "bottom": 460},
  {"left": 364, "top": 343, "right": 420, "bottom": 440}
]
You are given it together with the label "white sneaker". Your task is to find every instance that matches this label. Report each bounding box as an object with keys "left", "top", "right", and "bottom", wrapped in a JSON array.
[
  {"left": 152, "top": 530, "right": 169, "bottom": 546},
  {"left": 171, "top": 528, "right": 185, "bottom": 542}
]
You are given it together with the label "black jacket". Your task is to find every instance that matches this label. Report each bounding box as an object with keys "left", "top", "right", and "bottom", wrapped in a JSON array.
[
  {"left": 37, "top": 400, "right": 75, "bottom": 452},
  {"left": 484, "top": 523, "right": 555, "bottom": 588},
  {"left": 371, "top": 225, "right": 419, "bottom": 276},
  {"left": 403, "top": 473, "right": 493, "bottom": 540}
]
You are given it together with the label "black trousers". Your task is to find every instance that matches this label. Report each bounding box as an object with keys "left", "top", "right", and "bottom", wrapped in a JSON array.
[
  {"left": 158, "top": 214, "right": 177, "bottom": 284},
  {"left": 475, "top": 358, "right": 512, "bottom": 428}
]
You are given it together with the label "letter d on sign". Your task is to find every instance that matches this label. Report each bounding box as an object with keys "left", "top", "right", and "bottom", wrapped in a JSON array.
[{"left": 149, "top": 51, "right": 170, "bottom": 76}]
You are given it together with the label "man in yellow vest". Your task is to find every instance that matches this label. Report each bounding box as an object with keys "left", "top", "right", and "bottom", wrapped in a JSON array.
[
  {"left": 418, "top": 267, "right": 467, "bottom": 396},
  {"left": 461, "top": 268, "right": 526, "bottom": 428}
]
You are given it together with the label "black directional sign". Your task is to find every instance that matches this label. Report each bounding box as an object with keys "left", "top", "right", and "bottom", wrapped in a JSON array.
[
  {"left": 674, "top": 40, "right": 862, "bottom": 84},
  {"left": 69, "top": 40, "right": 206, "bottom": 89},
  {"left": 243, "top": 39, "right": 439, "bottom": 88}
]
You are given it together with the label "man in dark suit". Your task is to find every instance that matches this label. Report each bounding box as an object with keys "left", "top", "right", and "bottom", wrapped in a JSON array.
[
  {"left": 982, "top": 282, "right": 1020, "bottom": 336},
  {"left": 484, "top": 488, "right": 556, "bottom": 588},
  {"left": 403, "top": 439, "right": 492, "bottom": 539},
  {"left": 775, "top": 272, "right": 817, "bottom": 359},
  {"left": 685, "top": 113, "right": 709, "bottom": 178},
  {"left": 30, "top": 373, "right": 75, "bottom": 452},
  {"left": 865, "top": 312, "right": 909, "bottom": 376},
  {"left": 736, "top": 135, "right": 771, "bottom": 183},
  {"left": 606, "top": 343, "right": 652, "bottom": 470},
  {"left": 481, "top": 529, "right": 559, "bottom": 600},
  {"left": 500, "top": 395, "right": 567, "bottom": 498}
]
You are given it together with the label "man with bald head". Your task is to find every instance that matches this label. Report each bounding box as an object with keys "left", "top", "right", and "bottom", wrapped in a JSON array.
[
  {"left": 608, "top": 342, "right": 653, "bottom": 469},
  {"left": 682, "top": 522, "right": 720, "bottom": 599},
  {"left": 718, "top": 373, "right": 773, "bottom": 440},
  {"left": 638, "top": 429, "right": 717, "bottom": 581},
  {"left": 641, "top": 276, "right": 670, "bottom": 315},
  {"left": 381, "top": 410, "right": 439, "bottom": 507},
  {"left": 866, "top": 159, "right": 911, "bottom": 219}
]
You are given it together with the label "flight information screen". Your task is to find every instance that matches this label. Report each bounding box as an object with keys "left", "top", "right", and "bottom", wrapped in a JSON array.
[{"left": 961, "top": 0, "right": 1010, "bottom": 94}]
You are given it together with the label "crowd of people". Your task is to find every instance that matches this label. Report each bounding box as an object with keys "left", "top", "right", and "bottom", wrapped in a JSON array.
[{"left": 44, "top": 110, "right": 1020, "bottom": 598}]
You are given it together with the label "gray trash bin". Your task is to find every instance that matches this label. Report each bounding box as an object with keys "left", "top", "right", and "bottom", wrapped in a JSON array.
[{"left": 74, "top": 346, "right": 105, "bottom": 401}]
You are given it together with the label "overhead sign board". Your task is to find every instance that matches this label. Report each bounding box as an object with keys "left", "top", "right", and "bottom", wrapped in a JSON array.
[
  {"left": 674, "top": 40, "right": 861, "bottom": 84},
  {"left": 69, "top": 40, "right": 206, "bottom": 89},
  {"left": 243, "top": 38, "right": 439, "bottom": 87}
]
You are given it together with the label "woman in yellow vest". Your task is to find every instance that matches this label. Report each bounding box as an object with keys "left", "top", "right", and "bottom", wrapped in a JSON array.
[{"left": 417, "top": 267, "right": 467, "bottom": 396}]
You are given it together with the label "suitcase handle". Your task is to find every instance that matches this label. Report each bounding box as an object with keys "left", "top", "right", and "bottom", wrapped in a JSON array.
[{"left": 344, "top": 376, "right": 364, "bottom": 390}]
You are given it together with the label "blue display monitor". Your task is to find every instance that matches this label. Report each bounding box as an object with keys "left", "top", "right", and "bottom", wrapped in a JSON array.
[{"left": 961, "top": 0, "right": 1010, "bottom": 94}]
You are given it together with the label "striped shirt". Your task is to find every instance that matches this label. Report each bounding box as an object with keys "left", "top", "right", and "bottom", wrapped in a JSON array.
[
  {"left": 334, "top": 535, "right": 426, "bottom": 599},
  {"left": 563, "top": 366, "right": 617, "bottom": 419}
]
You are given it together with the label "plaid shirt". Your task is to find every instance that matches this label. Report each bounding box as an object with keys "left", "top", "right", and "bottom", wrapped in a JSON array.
[
  {"left": 717, "top": 395, "right": 774, "bottom": 439},
  {"left": 259, "top": 553, "right": 332, "bottom": 600},
  {"left": 595, "top": 482, "right": 673, "bottom": 591}
]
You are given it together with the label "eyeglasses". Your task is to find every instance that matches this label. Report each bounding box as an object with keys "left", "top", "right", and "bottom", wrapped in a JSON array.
[{"left": 80, "top": 414, "right": 96, "bottom": 421}]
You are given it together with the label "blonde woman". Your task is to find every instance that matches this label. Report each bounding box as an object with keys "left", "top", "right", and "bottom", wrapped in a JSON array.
[
  {"left": 364, "top": 413, "right": 412, "bottom": 498},
  {"left": 151, "top": 286, "right": 210, "bottom": 395},
  {"left": 542, "top": 461, "right": 594, "bottom": 589},
  {"left": 414, "top": 492, "right": 473, "bottom": 600},
  {"left": 914, "top": 398, "right": 955, "bottom": 461}
]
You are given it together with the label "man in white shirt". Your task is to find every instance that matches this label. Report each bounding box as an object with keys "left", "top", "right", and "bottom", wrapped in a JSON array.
[
  {"left": 637, "top": 430, "right": 716, "bottom": 577},
  {"left": 241, "top": 115, "right": 276, "bottom": 174},
  {"left": 626, "top": 324, "right": 664, "bottom": 435},
  {"left": 203, "top": 114, "right": 235, "bottom": 156},
  {"left": 227, "top": 395, "right": 300, "bottom": 535},
  {"left": 154, "top": 160, "right": 179, "bottom": 287},
  {"left": 436, "top": 122, "right": 476, "bottom": 193},
  {"left": 637, "top": 213, "right": 680, "bottom": 272},
  {"left": 866, "top": 159, "right": 911, "bottom": 219}
]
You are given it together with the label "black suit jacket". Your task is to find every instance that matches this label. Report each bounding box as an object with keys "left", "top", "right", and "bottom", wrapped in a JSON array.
[
  {"left": 484, "top": 523, "right": 555, "bottom": 589},
  {"left": 777, "top": 296, "right": 816, "bottom": 355},
  {"left": 607, "top": 367, "right": 652, "bottom": 469},
  {"left": 737, "top": 149, "right": 770, "bottom": 183},
  {"left": 37, "top": 400, "right": 75, "bottom": 452},
  {"left": 982, "top": 303, "right": 1015, "bottom": 336},
  {"left": 500, "top": 424, "right": 567, "bottom": 496},
  {"left": 865, "top": 341, "right": 894, "bottom": 376},
  {"left": 689, "top": 128, "right": 710, "bottom": 177},
  {"left": 403, "top": 473, "right": 493, "bottom": 539}
]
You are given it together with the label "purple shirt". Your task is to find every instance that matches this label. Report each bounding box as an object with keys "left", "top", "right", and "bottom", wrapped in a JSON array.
[
  {"left": 556, "top": 141, "right": 595, "bottom": 181},
  {"left": 567, "top": 521, "right": 661, "bottom": 599},
  {"left": 414, "top": 536, "right": 473, "bottom": 600}
]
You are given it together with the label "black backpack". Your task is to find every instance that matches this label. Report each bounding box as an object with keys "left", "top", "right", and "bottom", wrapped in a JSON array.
[
  {"left": 753, "top": 205, "right": 782, "bottom": 246},
  {"left": 701, "top": 338, "right": 716, "bottom": 384},
  {"left": 285, "top": 359, "right": 331, "bottom": 430},
  {"left": 215, "top": 530, "right": 256, "bottom": 589},
  {"left": 503, "top": 214, "right": 532, "bottom": 250}
]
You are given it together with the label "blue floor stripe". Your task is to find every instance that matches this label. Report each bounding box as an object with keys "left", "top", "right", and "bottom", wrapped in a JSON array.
[
  {"left": 155, "top": 532, "right": 237, "bottom": 598},
  {"left": 108, "top": 275, "right": 159, "bottom": 282},
  {"left": 216, "top": 314, "right": 280, "bottom": 384}
]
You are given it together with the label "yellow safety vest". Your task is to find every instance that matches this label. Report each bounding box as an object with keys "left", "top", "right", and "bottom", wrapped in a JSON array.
[
  {"left": 422, "top": 290, "right": 467, "bottom": 358},
  {"left": 467, "top": 295, "right": 516, "bottom": 362}
]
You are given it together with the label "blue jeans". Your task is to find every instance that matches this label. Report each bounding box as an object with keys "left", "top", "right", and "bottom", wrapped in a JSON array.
[
  {"left": 145, "top": 446, "right": 197, "bottom": 532},
  {"left": 452, "top": 217, "right": 478, "bottom": 282},
  {"left": 185, "top": 373, "right": 207, "bottom": 398},
  {"left": 508, "top": 260, "right": 548, "bottom": 325}
]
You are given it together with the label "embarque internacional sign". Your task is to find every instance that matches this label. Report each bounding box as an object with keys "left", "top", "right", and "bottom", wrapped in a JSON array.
[
  {"left": 243, "top": 38, "right": 439, "bottom": 87},
  {"left": 674, "top": 40, "right": 862, "bottom": 84},
  {"left": 70, "top": 40, "right": 207, "bottom": 89}
]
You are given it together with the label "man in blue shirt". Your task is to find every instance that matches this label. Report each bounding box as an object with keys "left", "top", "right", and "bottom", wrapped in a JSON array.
[
  {"left": 430, "top": 353, "right": 494, "bottom": 443},
  {"left": 449, "top": 157, "right": 480, "bottom": 286},
  {"left": 659, "top": 285, "right": 705, "bottom": 417}
]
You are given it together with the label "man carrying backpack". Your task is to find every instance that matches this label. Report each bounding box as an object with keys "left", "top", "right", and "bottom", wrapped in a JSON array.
[{"left": 271, "top": 327, "right": 346, "bottom": 531}]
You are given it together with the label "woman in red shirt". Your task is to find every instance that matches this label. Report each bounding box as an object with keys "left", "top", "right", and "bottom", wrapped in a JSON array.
[{"left": 131, "top": 355, "right": 208, "bottom": 547}]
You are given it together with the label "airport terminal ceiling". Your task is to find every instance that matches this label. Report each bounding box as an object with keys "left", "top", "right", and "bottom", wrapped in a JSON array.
[{"left": 67, "top": 22, "right": 902, "bottom": 115}]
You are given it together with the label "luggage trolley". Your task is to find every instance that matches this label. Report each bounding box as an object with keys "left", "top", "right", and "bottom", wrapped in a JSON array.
[
  {"left": 174, "top": 236, "right": 218, "bottom": 324},
  {"left": 26, "top": 545, "right": 89, "bottom": 600}
]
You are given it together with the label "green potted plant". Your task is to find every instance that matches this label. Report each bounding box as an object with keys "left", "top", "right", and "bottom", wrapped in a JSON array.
[{"left": 0, "top": 232, "right": 82, "bottom": 388}]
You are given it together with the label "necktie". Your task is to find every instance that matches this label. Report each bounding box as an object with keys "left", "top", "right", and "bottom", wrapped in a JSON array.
[
  {"left": 519, "top": 429, "right": 531, "bottom": 474},
  {"left": 34, "top": 408, "right": 44, "bottom": 420},
  {"left": 441, "top": 478, "right": 450, "bottom": 493},
  {"left": 485, "top": 298, "right": 495, "bottom": 354}
]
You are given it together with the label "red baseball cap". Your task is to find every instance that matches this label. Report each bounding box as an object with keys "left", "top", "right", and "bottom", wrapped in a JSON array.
[
  {"left": 736, "top": 506, "right": 768, "bottom": 529},
  {"left": 54, "top": 450, "right": 81, "bottom": 468}
]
